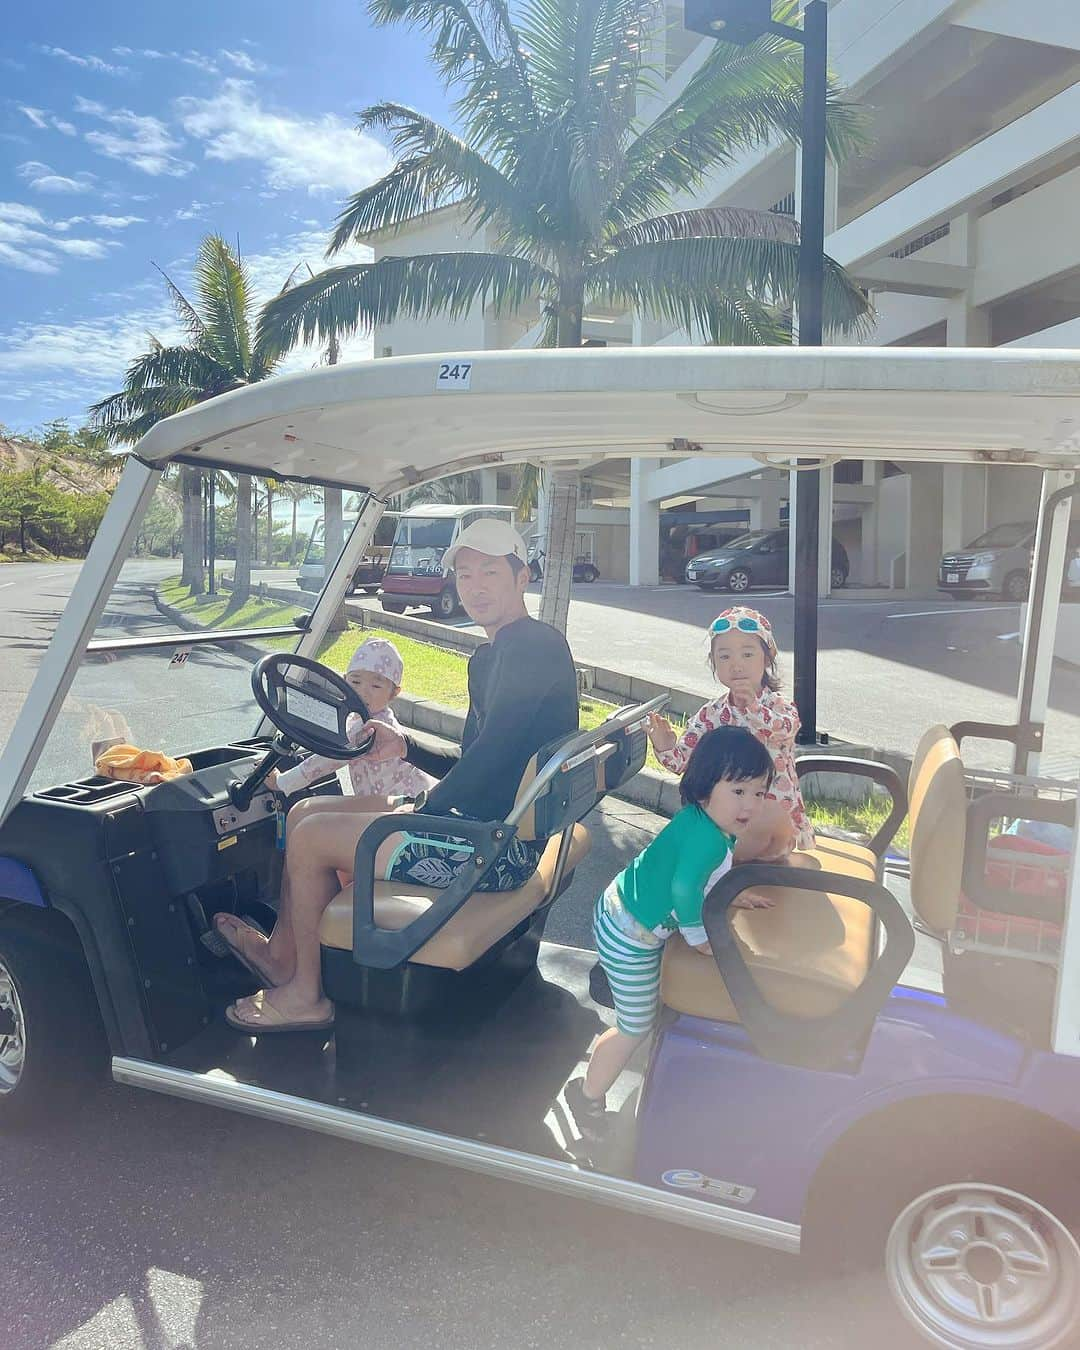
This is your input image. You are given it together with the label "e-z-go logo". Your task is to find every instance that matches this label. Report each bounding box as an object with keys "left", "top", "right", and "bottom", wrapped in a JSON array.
[{"left": 661, "top": 1169, "right": 757, "bottom": 1205}]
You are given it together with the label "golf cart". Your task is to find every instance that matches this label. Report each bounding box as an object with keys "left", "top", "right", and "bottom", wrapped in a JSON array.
[{"left": 3, "top": 347, "right": 1080, "bottom": 1350}]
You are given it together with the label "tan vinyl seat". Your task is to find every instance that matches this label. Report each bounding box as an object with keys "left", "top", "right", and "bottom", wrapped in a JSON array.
[
  {"left": 660, "top": 725, "right": 969, "bottom": 1026},
  {"left": 320, "top": 823, "right": 591, "bottom": 971},
  {"left": 660, "top": 853, "right": 878, "bottom": 1023}
]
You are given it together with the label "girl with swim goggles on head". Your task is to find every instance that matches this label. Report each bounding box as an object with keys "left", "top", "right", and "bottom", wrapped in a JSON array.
[{"left": 647, "top": 606, "right": 814, "bottom": 861}]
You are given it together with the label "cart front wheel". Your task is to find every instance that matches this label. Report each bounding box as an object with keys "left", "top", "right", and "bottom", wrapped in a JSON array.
[
  {"left": 887, "top": 1181, "right": 1080, "bottom": 1350},
  {"left": 0, "top": 929, "right": 103, "bottom": 1130}
]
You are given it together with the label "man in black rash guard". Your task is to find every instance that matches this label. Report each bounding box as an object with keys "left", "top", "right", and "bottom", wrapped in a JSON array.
[{"left": 220, "top": 519, "right": 579, "bottom": 1033}]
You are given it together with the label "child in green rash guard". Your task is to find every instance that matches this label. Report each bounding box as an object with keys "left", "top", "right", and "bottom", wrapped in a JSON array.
[{"left": 565, "top": 726, "right": 774, "bottom": 1144}]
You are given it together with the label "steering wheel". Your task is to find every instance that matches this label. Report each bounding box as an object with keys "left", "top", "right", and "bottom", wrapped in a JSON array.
[{"left": 250, "top": 653, "right": 375, "bottom": 759}]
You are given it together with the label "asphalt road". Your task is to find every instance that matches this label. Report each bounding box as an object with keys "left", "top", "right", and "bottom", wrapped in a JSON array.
[{"left": 0, "top": 561, "right": 929, "bottom": 1350}]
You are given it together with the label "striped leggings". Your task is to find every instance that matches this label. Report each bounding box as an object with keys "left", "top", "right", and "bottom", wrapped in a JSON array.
[{"left": 593, "top": 889, "right": 665, "bottom": 1037}]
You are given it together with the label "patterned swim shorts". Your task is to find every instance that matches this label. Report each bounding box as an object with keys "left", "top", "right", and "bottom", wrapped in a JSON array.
[{"left": 383, "top": 831, "right": 546, "bottom": 893}]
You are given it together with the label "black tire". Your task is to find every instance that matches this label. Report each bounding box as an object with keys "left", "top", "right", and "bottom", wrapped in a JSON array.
[
  {"left": 806, "top": 1111, "right": 1080, "bottom": 1350},
  {"left": 831, "top": 565, "right": 847, "bottom": 589},
  {"left": 0, "top": 927, "right": 104, "bottom": 1130},
  {"left": 1003, "top": 570, "right": 1031, "bottom": 603},
  {"left": 380, "top": 598, "right": 406, "bottom": 614},
  {"left": 726, "top": 568, "right": 751, "bottom": 593},
  {"left": 434, "top": 587, "right": 458, "bottom": 620},
  {"left": 578, "top": 564, "right": 599, "bottom": 583},
  {"left": 363, "top": 585, "right": 380, "bottom": 595}
]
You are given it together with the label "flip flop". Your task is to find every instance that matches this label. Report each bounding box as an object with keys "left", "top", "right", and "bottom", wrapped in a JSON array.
[
  {"left": 225, "top": 990, "right": 335, "bottom": 1035},
  {"left": 204, "top": 914, "right": 280, "bottom": 987}
]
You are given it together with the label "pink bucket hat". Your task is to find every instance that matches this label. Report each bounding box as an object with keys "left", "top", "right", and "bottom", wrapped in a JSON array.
[
  {"left": 348, "top": 637, "right": 404, "bottom": 686},
  {"left": 708, "top": 606, "right": 778, "bottom": 660}
]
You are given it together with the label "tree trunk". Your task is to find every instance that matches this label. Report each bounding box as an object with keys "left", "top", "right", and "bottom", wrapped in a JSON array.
[
  {"left": 265, "top": 483, "right": 274, "bottom": 567},
  {"left": 537, "top": 270, "right": 585, "bottom": 633},
  {"left": 323, "top": 486, "right": 348, "bottom": 633},
  {"left": 180, "top": 467, "right": 205, "bottom": 595},
  {"left": 231, "top": 473, "right": 253, "bottom": 608}
]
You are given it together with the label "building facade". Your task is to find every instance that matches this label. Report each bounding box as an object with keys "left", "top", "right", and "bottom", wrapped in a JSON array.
[{"left": 367, "top": 0, "right": 1080, "bottom": 590}]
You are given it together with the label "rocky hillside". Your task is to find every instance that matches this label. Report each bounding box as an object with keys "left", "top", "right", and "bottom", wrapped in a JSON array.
[{"left": 0, "top": 434, "right": 119, "bottom": 496}]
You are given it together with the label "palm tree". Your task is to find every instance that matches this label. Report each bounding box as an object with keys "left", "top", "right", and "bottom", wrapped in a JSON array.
[
  {"left": 258, "top": 0, "right": 870, "bottom": 630},
  {"left": 90, "top": 235, "right": 285, "bottom": 605}
]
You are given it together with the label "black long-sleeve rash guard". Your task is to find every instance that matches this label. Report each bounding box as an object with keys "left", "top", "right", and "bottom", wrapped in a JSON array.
[{"left": 403, "top": 615, "right": 579, "bottom": 824}]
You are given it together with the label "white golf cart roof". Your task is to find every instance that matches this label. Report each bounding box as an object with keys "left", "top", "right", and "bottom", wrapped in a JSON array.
[{"left": 131, "top": 346, "right": 1080, "bottom": 495}]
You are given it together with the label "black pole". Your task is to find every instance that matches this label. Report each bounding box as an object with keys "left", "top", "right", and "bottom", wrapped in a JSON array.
[
  {"left": 792, "top": 0, "right": 828, "bottom": 745},
  {"left": 208, "top": 473, "right": 217, "bottom": 596}
]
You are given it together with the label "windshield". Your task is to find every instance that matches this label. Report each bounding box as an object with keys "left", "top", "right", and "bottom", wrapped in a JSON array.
[
  {"left": 967, "top": 523, "right": 1032, "bottom": 550},
  {"left": 29, "top": 477, "right": 313, "bottom": 792},
  {"left": 388, "top": 517, "right": 457, "bottom": 573},
  {"left": 726, "top": 531, "right": 774, "bottom": 551}
]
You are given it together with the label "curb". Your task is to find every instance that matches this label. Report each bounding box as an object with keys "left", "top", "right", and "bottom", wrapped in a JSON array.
[{"left": 153, "top": 589, "right": 275, "bottom": 665}]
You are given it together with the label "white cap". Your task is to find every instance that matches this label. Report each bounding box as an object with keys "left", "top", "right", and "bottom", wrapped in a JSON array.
[{"left": 443, "top": 519, "right": 528, "bottom": 572}]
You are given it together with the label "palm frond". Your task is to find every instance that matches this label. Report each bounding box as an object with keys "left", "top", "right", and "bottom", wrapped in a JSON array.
[
  {"left": 193, "top": 235, "right": 254, "bottom": 376},
  {"left": 329, "top": 107, "right": 530, "bottom": 252},
  {"left": 257, "top": 251, "right": 555, "bottom": 356},
  {"left": 612, "top": 30, "right": 866, "bottom": 229},
  {"left": 604, "top": 206, "right": 798, "bottom": 250},
  {"left": 589, "top": 235, "right": 870, "bottom": 339},
  {"left": 119, "top": 345, "right": 235, "bottom": 397},
  {"left": 151, "top": 263, "right": 208, "bottom": 347}
]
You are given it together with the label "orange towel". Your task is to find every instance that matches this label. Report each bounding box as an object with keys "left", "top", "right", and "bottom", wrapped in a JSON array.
[{"left": 94, "top": 743, "right": 193, "bottom": 785}]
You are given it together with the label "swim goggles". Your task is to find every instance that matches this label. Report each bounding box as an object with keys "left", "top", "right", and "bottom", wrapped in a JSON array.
[{"left": 709, "top": 614, "right": 769, "bottom": 635}]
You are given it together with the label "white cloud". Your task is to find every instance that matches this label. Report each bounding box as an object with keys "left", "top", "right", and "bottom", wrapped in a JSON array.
[
  {"left": 177, "top": 80, "right": 391, "bottom": 194},
  {"left": 78, "top": 101, "right": 192, "bottom": 177},
  {"left": 111, "top": 46, "right": 220, "bottom": 75},
  {"left": 39, "top": 46, "right": 128, "bottom": 76},
  {"left": 19, "top": 105, "right": 84, "bottom": 137},
  {"left": 219, "top": 49, "right": 266, "bottom": 74},
  {"left": 56, "top": 214, "right": 145, "bottom": 231},
  {"left": 53, "top": 120, "right": 77, "bottom": 137},
  {"left": 174, "top": 200, "right": 213, "bottom": 222},
  {"left": 0, "top": 199, "right": 116, "bottom": 273},
  {"left": 19, "top": 106, "right": 49, "bottom": 129},
  {"left": 16, "top": 161, "right": 96, "bottom": 195}
]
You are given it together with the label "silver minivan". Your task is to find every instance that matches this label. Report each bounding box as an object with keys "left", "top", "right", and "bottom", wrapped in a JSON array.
[{"left": 938, "top": 521, "right": 1035, "bottom": 601}]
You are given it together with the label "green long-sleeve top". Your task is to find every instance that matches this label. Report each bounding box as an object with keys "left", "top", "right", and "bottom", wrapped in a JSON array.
[{"left": 616, "top": 804, "right": 735, "bottom": 947}]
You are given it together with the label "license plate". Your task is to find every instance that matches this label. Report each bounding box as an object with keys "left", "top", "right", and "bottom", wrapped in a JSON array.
[
  {"left": 947, "top": 572, "right": 959, "bottom": 583},
  {"left": 687, "top": 570, "right": 697, "bottom": 581}
]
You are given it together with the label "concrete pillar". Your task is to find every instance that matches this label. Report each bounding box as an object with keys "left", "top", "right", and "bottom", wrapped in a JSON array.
[
  {"left": 749, "top": 474, "right": 783, "bottom": 530},
  {"left": 630, "top": 457, "right": 660, "bottom": 587},
  {"left": 906, "top": 464, "right": 946, "bottom": 592},
  {"left": 786, "top": 466, "right": 834, "bottom": 598},
  {"left": 861, "top": 462, "right": 882, "bottom": 587},
  {"left": 478, "top": 468, "right": 500, "bottom": 504},
  {"left": 941, "top": 465, "right": 988, "bottom": 551}
]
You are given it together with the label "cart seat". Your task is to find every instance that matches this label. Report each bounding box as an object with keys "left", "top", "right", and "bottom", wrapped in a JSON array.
[
  {"left": 319, "top": 823, "right": 590, "bottom": 971},
  {"left": 660, "top": 851, "right": 878, "bottom": 1024}
]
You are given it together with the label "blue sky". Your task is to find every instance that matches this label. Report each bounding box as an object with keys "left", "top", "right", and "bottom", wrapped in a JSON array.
[{"left": 0, "top": 1, "right": 453, "bottom": 432}]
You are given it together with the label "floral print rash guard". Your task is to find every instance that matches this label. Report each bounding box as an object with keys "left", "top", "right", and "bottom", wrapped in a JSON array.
[{"left": 656, "top": 688, "right": 814, "bottom": 852}]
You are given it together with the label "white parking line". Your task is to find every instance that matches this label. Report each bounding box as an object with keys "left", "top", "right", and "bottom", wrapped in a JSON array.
[
  {"left": 885, "top": 606, "right": 1008, "bottom": 620},
  {"left": 0, "top": 582, "right": 13, "bottom": 589}
]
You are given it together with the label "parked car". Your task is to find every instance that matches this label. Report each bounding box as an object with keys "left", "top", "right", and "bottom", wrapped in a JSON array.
[
  {"left": 941, "top": 520, "right": 1080, "bottom": 602},
  {"left": 686, "top": 528, "right": 849, "bottom": 592},
  {"left": 527, "top": 547, "right": 599, "bottom": 583}
]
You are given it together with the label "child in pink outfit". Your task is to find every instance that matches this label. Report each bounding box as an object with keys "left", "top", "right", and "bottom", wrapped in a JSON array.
[
  {"left": 273, "top": 637, "right": 435, "bottom": 802},
  {"left": 647, "top": 606, "right": 814, "bottom": 859}
]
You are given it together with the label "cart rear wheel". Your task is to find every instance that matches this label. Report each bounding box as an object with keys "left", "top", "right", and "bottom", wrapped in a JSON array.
[
  {"left": 0, "top": 928, "right": 103, "bottom": 1130},
  {"left": 886, "top": 1181, "right": 1080, "bottom": 1350}
]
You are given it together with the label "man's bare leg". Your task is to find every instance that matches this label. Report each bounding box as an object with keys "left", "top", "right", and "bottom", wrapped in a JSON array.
[
  {"left": 230, "top": 809, "right": 405, "bottom": 1022},
  {"left": 214, "top": 794, "right": 394, "bottom": 984}
]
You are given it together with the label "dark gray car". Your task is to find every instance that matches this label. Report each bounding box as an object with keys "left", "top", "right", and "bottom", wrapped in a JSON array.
[{"left": 686, "top": 528, "right": 849, "bottom": 592}]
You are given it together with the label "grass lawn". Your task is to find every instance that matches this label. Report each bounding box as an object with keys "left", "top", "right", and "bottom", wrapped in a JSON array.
[
  {"left": 158, "top": 576, "right": 309, "bottom": 630},
  {"left": 161, "top": 579, "right": 908, "bottom": 848}
]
